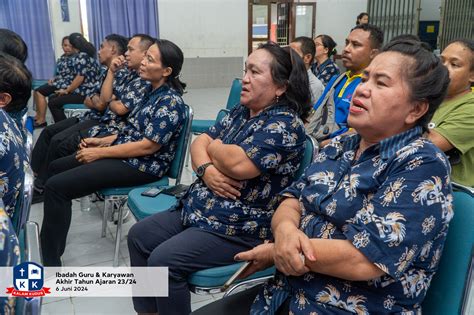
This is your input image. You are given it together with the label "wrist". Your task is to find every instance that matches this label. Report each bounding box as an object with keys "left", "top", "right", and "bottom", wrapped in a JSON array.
[{"left": 273, "top": 220, "right": 298, "bottom": 237}]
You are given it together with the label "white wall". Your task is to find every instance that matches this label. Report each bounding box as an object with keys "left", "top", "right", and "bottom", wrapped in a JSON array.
[
  {"left": 158, "top": 0, "right": 247, "bottom": 58},
  {"left": 48, "top": 0, "right": 82, "bottom": 59},
  {"left": 420, "top": 0, "right": 441, "bottom": 21},
  {"left": 314, "top": 0, "right": 368, "bottom": 54}
]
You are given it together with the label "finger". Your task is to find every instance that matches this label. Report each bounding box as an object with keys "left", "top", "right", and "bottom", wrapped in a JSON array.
[
  {"left": 234, "top": 249, "right": 253, "bottom": 262},
  {"left": 221, "top": 183, "right": 241, "bottom": 198},
  {"left": 224, "top": 178, "right": 243, "bottom": 189},
  {"left": 300, "top": 236, "right": 316, "bottom": 262},
  {"left": 238, "top": 264, "right": 259, "bottom": 279}
]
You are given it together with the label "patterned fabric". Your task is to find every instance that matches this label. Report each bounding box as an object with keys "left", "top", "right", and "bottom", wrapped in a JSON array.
[
  {"left": 70, "top": 52, "right": 100, "bottom": 97},
  {"left": 314, "top": 71, "right": 362, "bottom": 138},
  {"left": 80, "top": 65, "right": 109, "bottom": 121},
  {"left": 0, "top": 199, "right": 20, "bottom": 315},
  {"left": 251, "top": 127, "right": 453, "bottom": 314},
  {"left": 112, "top": 84, "right": 185, "bottom": 177},
  {"left": 0, "top": 110, "right": 29, "bottom": 217},
  {"left": 88, "top": 70, "right": 149, "bottom": 137},
  {"left": 180, "top": 103, "right": 306, "bottom": 240},
  {"left": 52, "top": 54, "right": 76, "bottom": 89},
  {"left": 311, "top": 58, "right": 340, "bottom": 86}
]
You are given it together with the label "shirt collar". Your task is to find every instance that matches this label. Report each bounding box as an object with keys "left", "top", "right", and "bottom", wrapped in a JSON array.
[
  {"left": 345, "top": 70, "right": 363, "bottom": 80},
  {"left": 325, "top": 126, "right": 423, "bottom": 160}
]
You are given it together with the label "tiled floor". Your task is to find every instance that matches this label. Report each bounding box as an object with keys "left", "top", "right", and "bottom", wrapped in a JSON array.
[{"left": 30, "top": 87, "right": 229, "bottom": 314}]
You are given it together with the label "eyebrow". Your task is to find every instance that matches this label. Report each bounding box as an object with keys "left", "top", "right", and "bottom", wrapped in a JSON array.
[{"left": 364, "top": 70, "right": 392, "bottom": 80}]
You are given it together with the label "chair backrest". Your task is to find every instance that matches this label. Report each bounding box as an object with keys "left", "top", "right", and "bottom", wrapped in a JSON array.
[
  {"left": 11, "top": 166, "right": 34, "bottom": 235},
  {"left": 422, "top": 185, "right": 474, "bottom": 315},
  {"left": 168, "top": 104, "right": 193, "bottom": 185},
  {"left": 294, "top": 135, "right": 317, "bottom": 180},
  {"left": 225, "top": 78, "right": 242, "bottom": 110}
]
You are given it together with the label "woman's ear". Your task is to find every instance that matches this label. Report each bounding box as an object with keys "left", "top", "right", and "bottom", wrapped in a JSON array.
[
  {"left": 163, "top": 66, "right": 173, "bottom": 78},
  {"left": 0, "top": 93, "right": 12, "bottom": 108},
  {"left": 406, "top": 100, "right": 429, "bottom": 125}
]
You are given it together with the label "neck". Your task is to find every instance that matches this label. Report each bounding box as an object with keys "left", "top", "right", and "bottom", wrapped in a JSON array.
[
  {"left": 445, "top": 88, "right": 471, "bottom": 101},
  {"left": 348, "top": 68, "right": 363, "bottom": 76},
  {"left": 151, "top": 80, "right": 165, "bottom": 90},
  {"left": 358, "top": 138, "right": 378, "bottom": 153},
  {"left": 316, "top": 55, "right": 328, "bottom": 65}
]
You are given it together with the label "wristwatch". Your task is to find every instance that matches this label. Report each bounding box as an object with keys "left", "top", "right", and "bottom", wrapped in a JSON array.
[{"left": 196, "top": 162, "right": 213, "bottom": 178}]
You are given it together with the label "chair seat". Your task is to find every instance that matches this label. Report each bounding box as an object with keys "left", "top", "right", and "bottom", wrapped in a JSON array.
[
  {"left": 99, "top": 178, "right": 169, "bottom": 196},
  {"left": 63, "top": 103, "right": 88, "bottom": 110},
  {"left": 128, "top": 187, "right": 178, "bottom": 221},
  {"left": 188, "top": 263, "right": 275, "bottom": 288},
  {"left": 32, "top": 79, "right": 48, "bottom": 90},
  {"left": 191, "top": 119, "right": 215, "bottom": 133}
]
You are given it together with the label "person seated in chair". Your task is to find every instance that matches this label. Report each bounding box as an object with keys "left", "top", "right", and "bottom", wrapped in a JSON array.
[
  {"left": 0, "top": 199, "right": 21, "bottom": 314},
  {"left": 306, "top": 24, "right": 383, "bottom": 143},
  {"left": 289, "top": 36, "right": 324, "bottom": 105},
  {"left": 40, "top": 39, "right": 187, "bottom": 267},
  {"left": 127, "top": 42, "right": 312, "bottom": 315},
  {"left": 46, "top": 33, "right": 100, "bottom": 123},
  {"left": 0, "top": 52, "right": 30, "bottom": 217},
  {"left": 194, "top": 40, "right": 453, "bottom": 315},
  {"left": 32, "top": 34, "right": 154, "bottom": 203},
  {"left": 428, "top": 39, "right": 474, "bottom": 187}
]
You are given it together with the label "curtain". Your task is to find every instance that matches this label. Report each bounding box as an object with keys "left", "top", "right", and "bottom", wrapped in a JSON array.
[
  {"left": 86, "top": 0, "right": 159, "bottom": 49},
  {"left": 0, "top": 0, "right": 55, "bottom": 80}
]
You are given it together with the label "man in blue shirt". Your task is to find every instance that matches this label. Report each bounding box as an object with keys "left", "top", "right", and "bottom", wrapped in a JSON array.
[{"left": 306, "top": 24, "right": 383, "bottom": 140}]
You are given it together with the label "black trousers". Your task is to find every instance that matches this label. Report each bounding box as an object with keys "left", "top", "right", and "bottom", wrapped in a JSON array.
[
  {"left": 35, "top": 83, "right": 57, "bottom": 97},
  {"left": 40, "top": 156, "right": 158, "bottom": 266},
  {"left": 48, "top": 93, "right": 86, "bottom": 122},
  {"left": 127, "top": 210, "right": 262, "bottom": 315},
  {"left": 31, "top": 118, "right": 100, "bottom": 186}
]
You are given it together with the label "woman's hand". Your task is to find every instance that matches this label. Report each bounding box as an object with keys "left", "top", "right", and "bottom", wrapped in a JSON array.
[
  {"left": 202, "top": 165, "right": 242, "bottom": 199},
  {"left": 234, "top": 243, "right": 275, "bottom": 279},
  {"left": 273, "top": 221, "right": 316, "bottom": 276},
  {"left": 109, "top": 56, "right": 126, "bottom": 73},
  {"left": 79, "top": 137, "right": 108, "bottom": 149},
  {"left": 76, "top": 147, "right": 103, "bottom": 164},
  {"left": 47, "top": 78, "right": 54, "bottom": 85},
  {"left": 55, "top": 89, "right": 69, "bottom": 96}
]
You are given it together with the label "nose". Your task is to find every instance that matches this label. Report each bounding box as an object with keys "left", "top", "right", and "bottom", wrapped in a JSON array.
[
  {"left": 242, "top": 71, "right": 250, "bottom": 83},
  {"left": 355, "top": 80, "right": 370, "bottom": 98}
]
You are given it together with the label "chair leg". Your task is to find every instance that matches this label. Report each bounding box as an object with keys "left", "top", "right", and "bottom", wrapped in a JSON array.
[
  {"left": 101, "top": 197, "right": 110, "bottom": 238},
  {"left": 185, "top": 135, "right": 192, "bottom": 167},
  {"left": 113, "top": 199, "right": 126, "bottom": 267}
]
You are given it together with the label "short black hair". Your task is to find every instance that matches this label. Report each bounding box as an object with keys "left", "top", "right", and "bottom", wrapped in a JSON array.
[
  {"left": 0, "top": 52, "right": 32, "bottom": 112},
  {"left": 105, "top": 34, "right": 128, "bottom": 56},
  {"left": 0, "top": 29, "right": 28, "bottom": 63},
  {"left": 383, "top": 39, "right": 450, "bottom": 131},
  {"left": 132, "top": 34, "right": 155, "bottom": 52},
  {"left": 351, "top": 24, "right": 384, "bottom": 49},
  {"left": 292, "top": 36, "right": 316, "bottom": 64}
]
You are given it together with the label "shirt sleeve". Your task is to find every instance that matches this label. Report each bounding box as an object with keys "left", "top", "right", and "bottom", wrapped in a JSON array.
[
  {"left": 205, "top": 106, "right": 240, "bottom": 139},
  {"left": 120, "top": 80, "right": 148, "bottom": 110},
  {"left": 343, "top": 152, "right": 453, "bottom": 280},
  {"left": 144, "top": 95, "right": 185, "bottom": 145},
  {"left": 73, "top": 54, "right": 89, "bottom": 77},
  {"left": 434, "top": 103, "right": 474, "bottom": 154},
  {"left": 238, "top": 113, "right": 306, "bottom": 173}
]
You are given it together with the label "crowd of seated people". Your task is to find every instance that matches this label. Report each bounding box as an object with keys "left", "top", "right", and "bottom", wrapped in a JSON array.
[{"left": 0, "top": 18, "right": 472, "bottom": 315}]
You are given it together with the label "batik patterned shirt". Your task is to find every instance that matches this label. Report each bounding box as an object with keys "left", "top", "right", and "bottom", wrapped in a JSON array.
[
  {"left": 80, "top": 65, "right": 109, "bottom": 121},
  {"left": 112, "top": 84, "right": 185, "bottom": 177},
  {"left": 71, "top": 52, "right": 100, "bottom": 97},
  {"left": 0, "top": 200, "right": 20, "bottom": 315},
  {"left": 180, "top": 103, "right": 306, "bottom": 240},
  {"left": 251, "top": 127, "right": 453, "bottom": 314},
  {"left": 0, "top": 110, "right": 29, "bottom": 217},
  {"left": 311, "top": 58, "right": 340, "bottom": 86},
  {"left": 88, "top": 70, "right": 149, "bottom": 137},
  {"left": 52, "top": 54, "right": 76, "bottom": 89}
]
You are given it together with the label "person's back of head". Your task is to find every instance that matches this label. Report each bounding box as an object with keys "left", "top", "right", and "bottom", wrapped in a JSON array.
[
  {"left": 69, "top": 32, "right": 97, "bottom": 59},
  {"left": 132, "top": 34, "right": 155, "bottom": 52},
  {"left": 291, "top": 36, "right": 316, "bottom": 67},
  {"left": 383, "top": 39, "right": 449, "bottom": 130},
  {"left": 0, "top": 52, "right": 32, "bottom": 112},
  {"left": 0, "top": 29, "right": 28, "bottom": 63},
  {"left": 105, "top": 34, "right": 128, "bottom": 56}
]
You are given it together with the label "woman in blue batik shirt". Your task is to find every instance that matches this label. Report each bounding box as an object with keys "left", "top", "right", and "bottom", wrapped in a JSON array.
[
  {"left": 40, "top": 39, "right": 187, "bottom": 267},
  {"left": 0, "top": 199, "right": 21, "bottom": 315},
  {"left": 33, "top": 36, "right": 76, "bottom": 127},
  {"left": 311, "top": 34, "right": 340, "bottom": 86},
  {"left": 47, "top": 33, "right": 100, "bottom": 123},
  {"left": 194, "top": 40, "right": 453, "bottom": 315},
  {"left": 127, "top": 42, "right": 312, "bottom": 315}
]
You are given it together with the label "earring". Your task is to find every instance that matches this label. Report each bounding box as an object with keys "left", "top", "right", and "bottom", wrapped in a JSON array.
[{"left": 276, "top": 95, "right": 280, "bottom": 103}]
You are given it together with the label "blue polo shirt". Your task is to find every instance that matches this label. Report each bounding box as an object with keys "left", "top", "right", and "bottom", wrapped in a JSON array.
[{"left": 314, "top": 71, "right": 362, "bottom": 136}]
